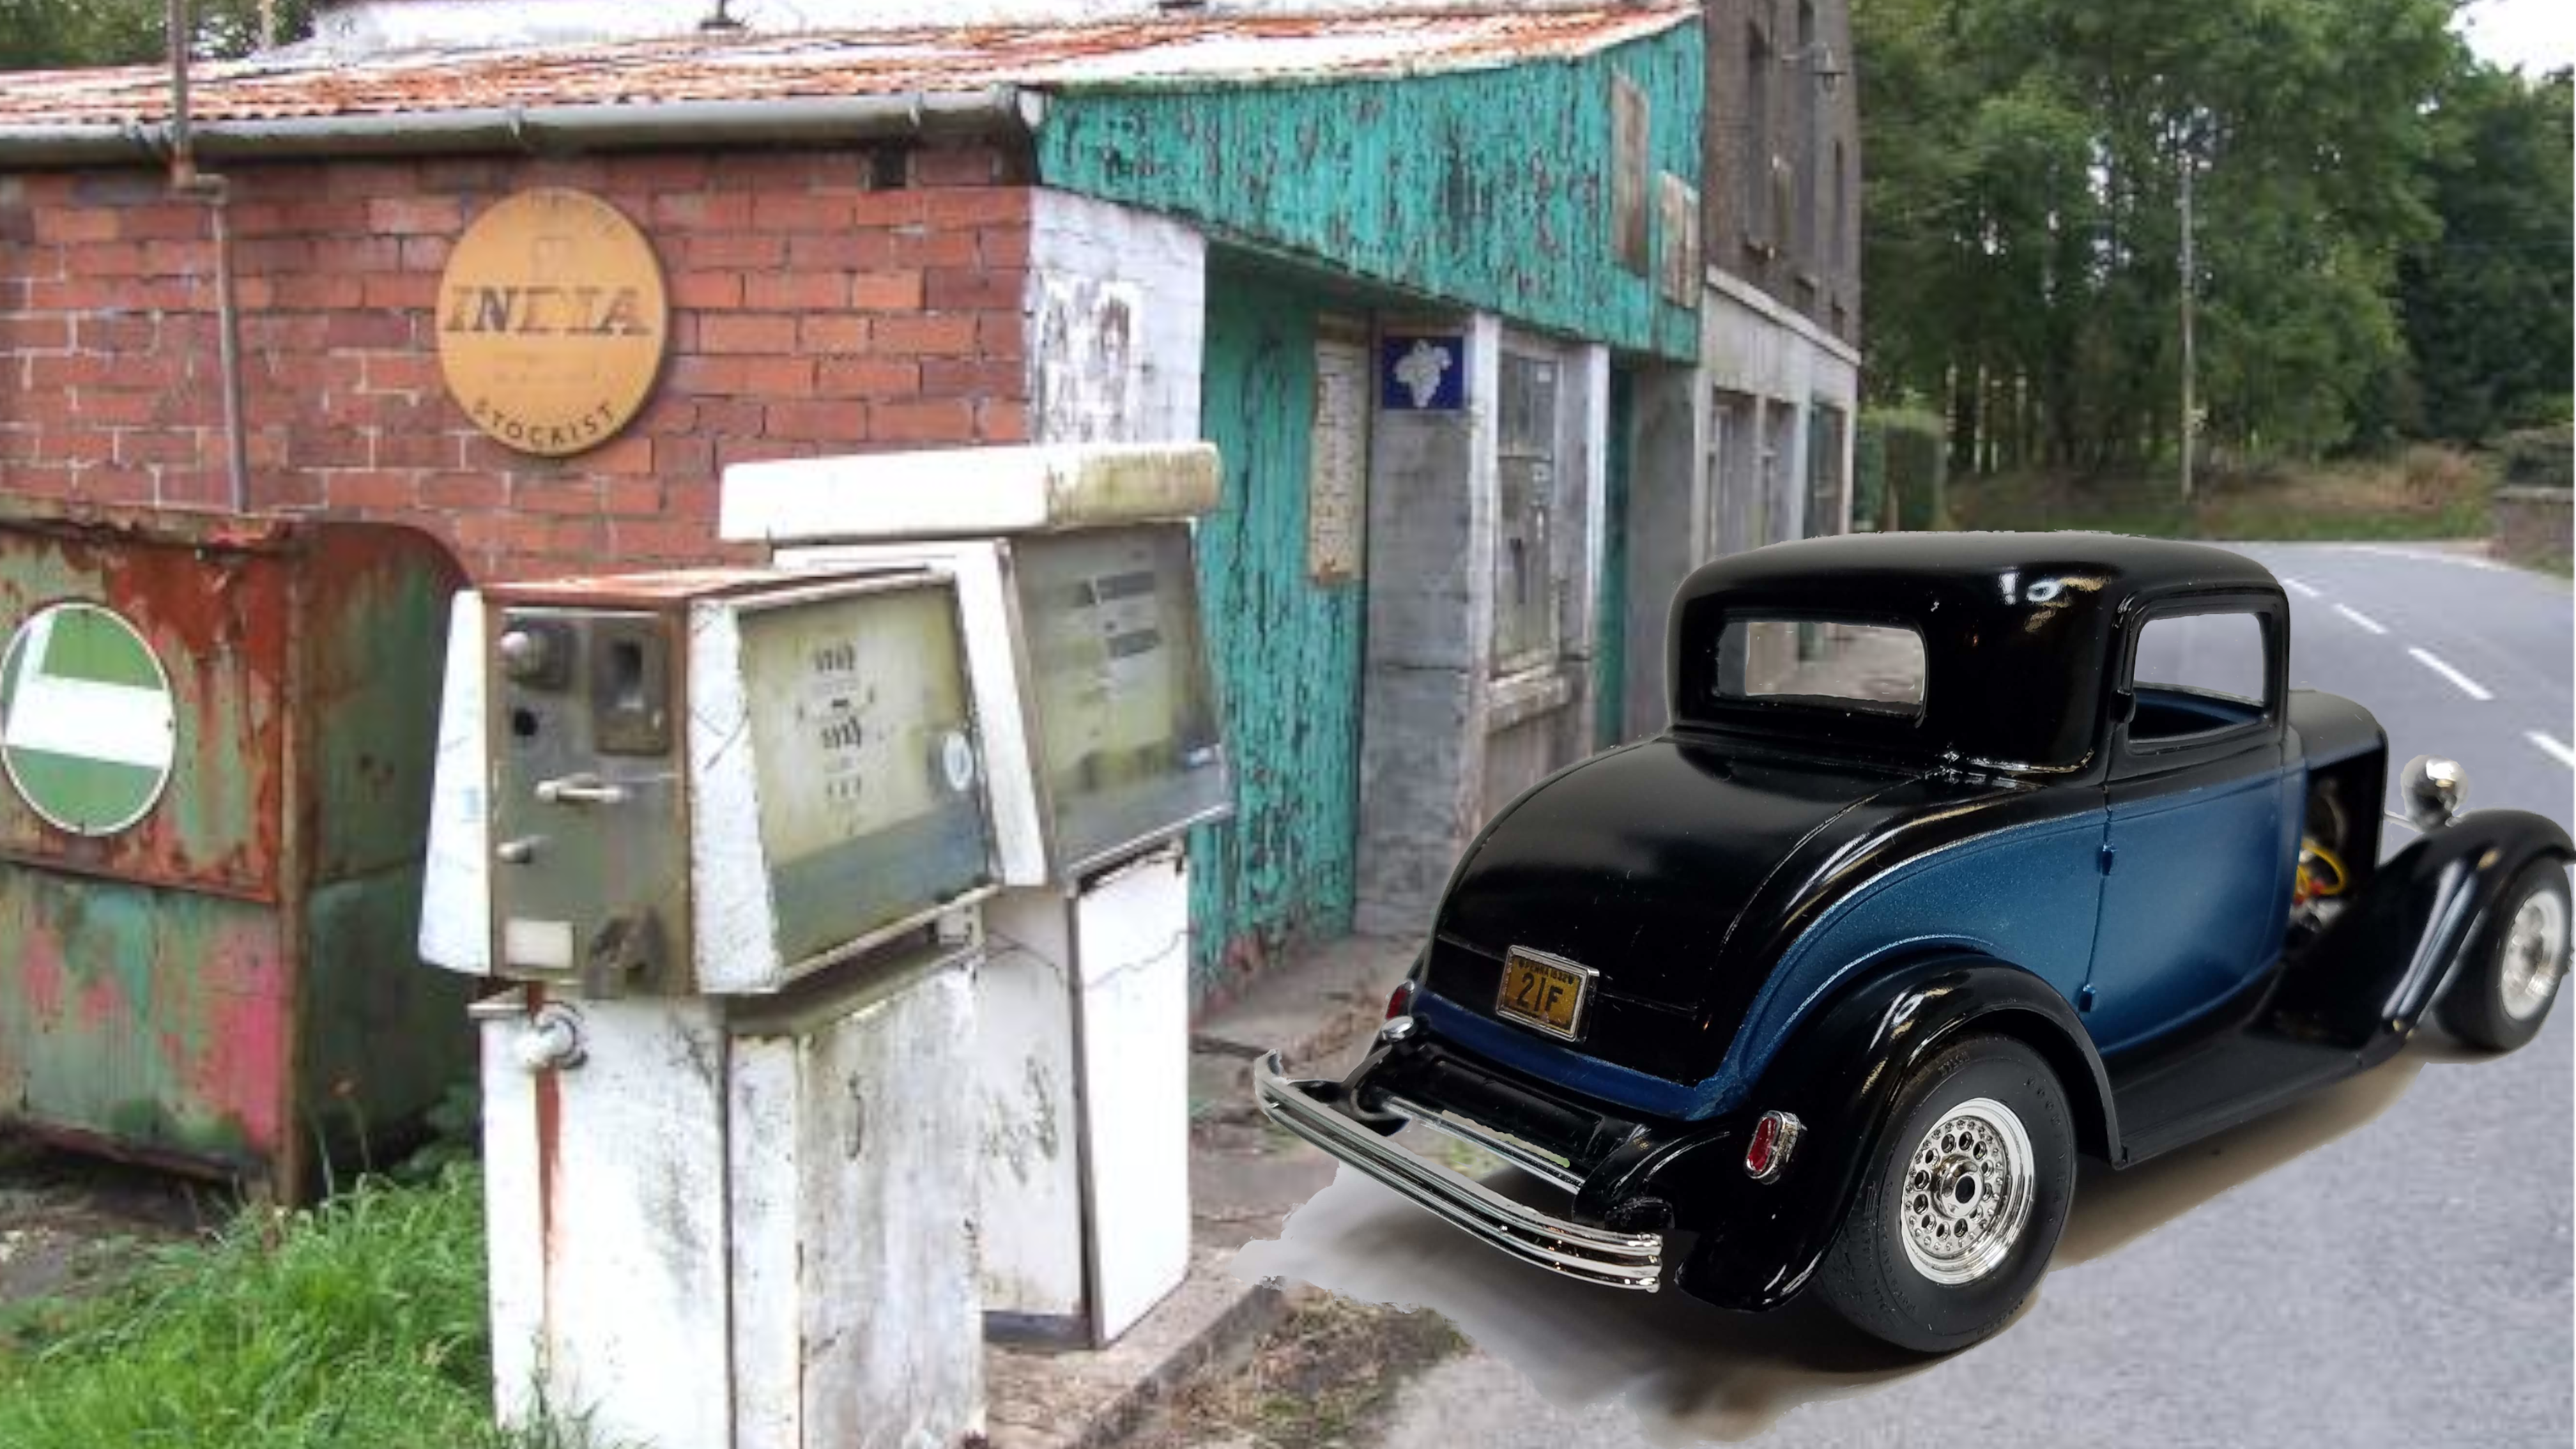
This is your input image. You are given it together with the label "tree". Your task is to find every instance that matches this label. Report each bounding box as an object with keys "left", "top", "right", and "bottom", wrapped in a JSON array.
[
  {"left": 2397, "top": 65, "right": 2574, "bottom": 440},
  {"left": 0, "top": 0, "right": 310, "bottom": 70},
  {"left": 1855, "top": 0, "right": 2459, "bottom": 473}
]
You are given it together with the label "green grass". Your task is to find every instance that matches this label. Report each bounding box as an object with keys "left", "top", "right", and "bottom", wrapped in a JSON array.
[
  {"left": 1946, "top": 449, "right": 2495, "bottom": 542},
  {"left": 0, "top": 1167, "right": 604, "bottom": 1449}
]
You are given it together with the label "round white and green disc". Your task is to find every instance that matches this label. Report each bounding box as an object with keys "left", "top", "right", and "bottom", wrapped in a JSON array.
[{"left": 0, "top": 602, "right": 177, "bottom": 836}]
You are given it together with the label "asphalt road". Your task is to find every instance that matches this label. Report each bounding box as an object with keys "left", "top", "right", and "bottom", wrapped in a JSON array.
[{"left": 1234, "top": 542, "right": 2574, "bottom": 1448}]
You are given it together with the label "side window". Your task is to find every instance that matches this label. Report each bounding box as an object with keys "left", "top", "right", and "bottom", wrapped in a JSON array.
[{"left": 2129, "top": 611, "right": 2269, "bottom": 741}]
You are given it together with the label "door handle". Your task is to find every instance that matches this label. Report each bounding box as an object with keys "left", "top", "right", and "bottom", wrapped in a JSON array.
[{"left": 535, "top": 774, "right": 628, "bottom": 807}]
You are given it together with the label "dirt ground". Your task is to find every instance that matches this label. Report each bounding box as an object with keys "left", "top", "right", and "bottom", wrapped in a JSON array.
[{"left": 0, "top": 1135, "right": 220, "bottom": 1321}]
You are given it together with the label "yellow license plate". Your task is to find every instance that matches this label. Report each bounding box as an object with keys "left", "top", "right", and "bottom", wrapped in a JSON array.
[{"left": 1496, "top": 946, "right": 1593, "bottom": 1039}]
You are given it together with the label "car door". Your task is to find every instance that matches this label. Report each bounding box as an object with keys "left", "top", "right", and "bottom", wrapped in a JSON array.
[{"left": 2083, "top": 595, "right": 2297, "bottom": 1053}]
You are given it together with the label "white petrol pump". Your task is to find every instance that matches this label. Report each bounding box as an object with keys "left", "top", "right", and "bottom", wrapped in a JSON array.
[
  {"left": 721, "top": 441, "right": 1229, "bottom": 1346},
  {"left": 419, "top": 565, "right": 996, "bottom": 1449}
]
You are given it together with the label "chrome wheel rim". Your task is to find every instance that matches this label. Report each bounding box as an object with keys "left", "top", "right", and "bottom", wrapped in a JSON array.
[
  {"left": 1898, "top": 1098, "right": 2035, "bottom": 1287},
  {"left": 2499, "top": 889, "right": 2568, "bottom": 1022}
]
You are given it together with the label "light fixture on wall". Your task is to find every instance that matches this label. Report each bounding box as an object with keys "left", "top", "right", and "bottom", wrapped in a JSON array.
[{"left": 1779, "top": 42, "right": 1846, "bottom": 93}]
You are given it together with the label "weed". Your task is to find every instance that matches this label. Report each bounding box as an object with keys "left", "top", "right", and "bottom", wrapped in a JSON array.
[
  {"left": 0, "top": 1165, "right": 614, "bottom": 1449},
  {"left": 1130, "top": 1298, "right": 1467, "bottom": 1449}
]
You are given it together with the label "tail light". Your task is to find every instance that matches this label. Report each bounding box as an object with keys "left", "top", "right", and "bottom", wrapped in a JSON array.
[
  {"left": 1386, "top": 978, "right": 1416, "bottom": 1019},
  {"left": 1744, "top": 1109, "right": 1803, "bottom": 1183}
]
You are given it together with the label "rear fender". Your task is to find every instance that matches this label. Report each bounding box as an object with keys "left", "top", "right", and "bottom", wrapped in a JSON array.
[
  {"left": 1613, "top": 953, "right": 2114, "bottom": 1310},
  {"left": 2279, "top": 807, "right": 2575, "bottom": 1057}
]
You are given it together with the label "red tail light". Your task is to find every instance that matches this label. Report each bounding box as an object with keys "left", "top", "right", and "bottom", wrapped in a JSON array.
[
  {"left": 1386, "top": 979, "right": 1417, "bottom": 1019},
  {"left": 1744, "top": 1109, "right": 1802, "bottom": 1183}
]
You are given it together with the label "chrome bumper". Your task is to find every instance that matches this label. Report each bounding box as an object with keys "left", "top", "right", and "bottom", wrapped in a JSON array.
[{"left": 1252, "top": 1052, "right": 1664, "bottom": 1291}]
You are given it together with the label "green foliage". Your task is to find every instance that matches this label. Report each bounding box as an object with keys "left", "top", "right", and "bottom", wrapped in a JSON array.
[
  {"left": 1946, "top": 449, "right": 2494, "bottom": 540},
  {"left": 2496, "top": 425, "right": 2573, "bottom": 491},
  {"left": 2398, "top": 68, "right": 2575, "bottom": 442},
  {"left": 1859, "top": 407, "right": 1949, "bottom": 530},
  {"left": 0, "top": 1168, "right": 611, "bottom": 1449},
  {"left": 0, "top": 0, "right": 312, "bottom": 69},
  {"left": 1856, "top": 0, "right": 2499, "bottom": 471}
]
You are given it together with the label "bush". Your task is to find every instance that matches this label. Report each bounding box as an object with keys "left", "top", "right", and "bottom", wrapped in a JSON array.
[
  {"left": 2494, "top": 425, "right": 2573, "bottom": 491},
  {"left": 1860, "top": 408, "right": 1948, "bottom": 531}
]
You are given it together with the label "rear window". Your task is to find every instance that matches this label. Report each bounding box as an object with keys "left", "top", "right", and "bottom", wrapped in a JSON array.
[{"left": 1713, "top": 618, "right": 1927, "bottom": 716}]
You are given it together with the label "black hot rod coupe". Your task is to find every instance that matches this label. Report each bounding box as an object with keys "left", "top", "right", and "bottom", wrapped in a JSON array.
[{"left": 1256, "top": 533, "right": 2571, "bottom": 1351}]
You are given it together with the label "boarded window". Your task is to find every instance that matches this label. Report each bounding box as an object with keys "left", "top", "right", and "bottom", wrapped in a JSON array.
[{"left": 1611, "top": 77, "right": 1650, "bottom": 275}]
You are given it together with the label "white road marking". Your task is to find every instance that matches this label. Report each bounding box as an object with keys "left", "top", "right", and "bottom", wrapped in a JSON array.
[
  {"left": 2528, "top": 731, "right": 2576, "bottom": 770},
  {"left": 2331, "top": 603, "right": 2389, "bottom": 635},
  {"left": 2334, "top": 542, "right": 2509, "bottom": 572},
  {"left": 2408, "top": 647, "right": 2494, "bottom": 702},
  {"left": 2280, "top": 576, "right": 2322, "bottom": 599}
]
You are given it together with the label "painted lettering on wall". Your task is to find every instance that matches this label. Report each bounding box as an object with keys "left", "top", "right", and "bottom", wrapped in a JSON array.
[{"left": 435, "top": 188, "right": 669, "bottom": 459}]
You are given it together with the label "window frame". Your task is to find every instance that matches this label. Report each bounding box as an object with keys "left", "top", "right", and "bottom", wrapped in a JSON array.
[
  {"left": 2109, "top": 594, "right": 2285, "bottom": 778},
  {"left": 1491, "top": 344, "right": 1565, "bottom": 678}
]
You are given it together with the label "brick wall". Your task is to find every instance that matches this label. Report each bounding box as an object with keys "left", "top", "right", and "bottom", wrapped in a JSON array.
[{"left": 0, "top": 139, "right": 1033, "bottom": 578}]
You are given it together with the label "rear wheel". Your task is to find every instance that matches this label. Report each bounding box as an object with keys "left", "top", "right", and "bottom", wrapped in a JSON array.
[
  {"left": 1815, "top": 1034, "right": 2074, "bottom": 1353},
  {"left": 2442, "top": 859, "right": 2572, "bottom": 1052}
]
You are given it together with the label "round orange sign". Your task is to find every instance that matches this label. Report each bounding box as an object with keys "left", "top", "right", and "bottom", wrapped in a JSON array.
[{"left": 436, "top": 188, "right": 669, "bottom": 457}]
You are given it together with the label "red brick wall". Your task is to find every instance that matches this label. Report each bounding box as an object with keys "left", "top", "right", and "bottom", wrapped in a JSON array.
[{"left": 0, "top": 141, "right": 1032, "bottom": 578}]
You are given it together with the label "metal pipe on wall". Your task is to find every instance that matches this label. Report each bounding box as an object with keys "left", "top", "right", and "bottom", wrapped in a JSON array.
[{"left": 165, "top": 0, "right": 254, "bottom": 515}]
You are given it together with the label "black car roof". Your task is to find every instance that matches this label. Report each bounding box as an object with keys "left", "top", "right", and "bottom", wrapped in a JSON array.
[
  {"left": 1673, "top": 530, "right": 2281, "bottom": 604},
  {"left": 1666, "top": 533, "right": 2284, "bottom": 774}
]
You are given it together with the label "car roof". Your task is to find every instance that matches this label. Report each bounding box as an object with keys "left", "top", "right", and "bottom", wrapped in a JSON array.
[
  {"left": 1665, "top": 533, "right": 2284, "bottom": 774},
  {"left": 1673, "top": 530, "right": 2281, "bottom": 604}
]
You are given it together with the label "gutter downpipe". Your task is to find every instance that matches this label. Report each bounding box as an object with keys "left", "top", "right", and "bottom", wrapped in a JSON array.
[{"left": 165, "top": 0, "right": 252, "bottom": 514}]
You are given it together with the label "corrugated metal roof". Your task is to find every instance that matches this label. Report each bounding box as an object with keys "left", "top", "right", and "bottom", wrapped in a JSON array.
[{"left": 0, "top": 7, "right": 1694, "bottom": 129}]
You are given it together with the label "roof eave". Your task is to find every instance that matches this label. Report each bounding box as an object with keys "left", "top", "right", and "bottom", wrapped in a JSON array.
[{"left": 0, "top": 86, "right": 1035, "bottom": 168}]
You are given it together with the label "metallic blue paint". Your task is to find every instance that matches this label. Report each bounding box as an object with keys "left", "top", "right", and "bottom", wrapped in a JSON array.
[
  {"left": 2087, "top": 766, "right": 2294, "bottom": 1052},
  {"left": 1715, "top": 810, "right": 2110, "bottom": 1107},
  {"left": 1413, "top": 989, "right": 1711, "bottom": 1119},
  {"left": 1420, "top": 807, "right": 2113, "bottom": 1121}
]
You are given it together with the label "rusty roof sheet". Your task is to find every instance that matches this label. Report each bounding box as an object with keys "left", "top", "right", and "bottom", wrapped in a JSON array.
[{"left": 0, "top": 6, "right": 1694, "bottom": 130}]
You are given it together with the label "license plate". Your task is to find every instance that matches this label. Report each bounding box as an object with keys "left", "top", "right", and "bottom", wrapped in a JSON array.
[{"left": 1496, "top": 946, "right": 1594, "bottom": 1040}]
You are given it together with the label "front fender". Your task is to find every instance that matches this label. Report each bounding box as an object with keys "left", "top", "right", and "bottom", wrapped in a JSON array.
[
  {"left": 1599, "top": 953, "right": 2115, "bottom": 1311},
  {"left": 2278, "top": 806, "right": 2575, "bottom": 1057}
]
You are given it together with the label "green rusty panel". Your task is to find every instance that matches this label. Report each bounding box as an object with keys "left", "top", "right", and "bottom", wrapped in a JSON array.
[
  {"left": 0, "top": 514, "right": 291, "bottom": 899},
  {"left": 0, "top": 871, "right": 286, "bottom": 1170},
  {"left": 1188, "top": 271, "right": 1367, "bottom": 999},
  {"left": 1037, "top": 23, "right": 1703, "bottom": 362},
  {"left": 303, "top": 526, "right": 467, "bottom": 884},
  {"left": 1597, "top": 368, "right": 1634, "bottom": 749},
  {"left": 295, "top": 866, "right": 474, "bottom": 1166}
]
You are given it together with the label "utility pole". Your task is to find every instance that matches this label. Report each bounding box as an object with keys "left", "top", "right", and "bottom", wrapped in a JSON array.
[{"left": 2178, "top": 143, "right": 2196, "bottom": 505}]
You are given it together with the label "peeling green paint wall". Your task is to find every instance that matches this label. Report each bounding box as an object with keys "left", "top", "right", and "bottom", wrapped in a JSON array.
[
  {"left": 1188, "top": 268, "right": 1365, "bottom": 999},
  {"left": 1038, "top": 24, "right": 1704, "bottom": 362}
]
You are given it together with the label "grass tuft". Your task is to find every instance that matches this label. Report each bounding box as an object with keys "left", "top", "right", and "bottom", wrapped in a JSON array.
[{"left": 0, "top": 1165, "right": 609, "bottom": 1449}]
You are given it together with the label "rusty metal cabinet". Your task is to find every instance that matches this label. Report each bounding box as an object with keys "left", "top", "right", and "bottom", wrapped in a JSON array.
[{"left": 0, "top": 501, "right": 473, "bottom": 1200}]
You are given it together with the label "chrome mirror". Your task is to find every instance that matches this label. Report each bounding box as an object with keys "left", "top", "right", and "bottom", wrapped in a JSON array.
[{"left": 2400, "top": 755, "right": 2468, "bottom": 831}]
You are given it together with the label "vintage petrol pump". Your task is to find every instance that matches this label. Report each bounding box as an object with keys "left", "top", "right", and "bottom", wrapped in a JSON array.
[
  {"left": 420, "top": 566, "right": 992, "bottom": 1449},
  {"left": 723, "top": 442, "right": 1229, "bottom": 1346}
]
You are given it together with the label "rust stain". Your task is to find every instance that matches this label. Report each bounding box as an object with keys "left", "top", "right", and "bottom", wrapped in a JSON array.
[
  {"left": 0, "top": 6, "right": 1693, "bottom": 128},
  {"left": 22, "top": 925, "right": 66, "bottom": 1023}
]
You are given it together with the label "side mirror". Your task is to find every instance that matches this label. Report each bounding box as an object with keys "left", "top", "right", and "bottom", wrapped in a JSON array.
[{"left": 2400, "top": 755, "right": 2467, "bottom": 830}]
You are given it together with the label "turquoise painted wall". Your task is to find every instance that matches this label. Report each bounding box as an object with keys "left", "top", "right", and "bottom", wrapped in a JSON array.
[
  {"left": 1036, "top": 23, "right": 1704, "bottom": 362},
  {"left": 1188, "top": 268, "right": 1367, "bottom": 999}
]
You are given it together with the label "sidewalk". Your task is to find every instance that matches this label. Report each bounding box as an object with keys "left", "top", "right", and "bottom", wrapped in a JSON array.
[{"left": 984, "top": 932, "right": 1415, "bottom": 1449}]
